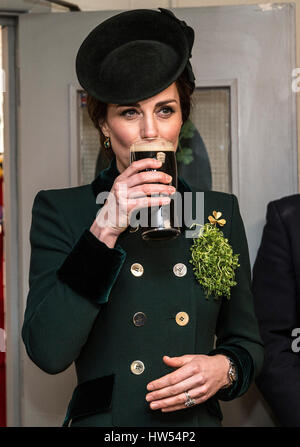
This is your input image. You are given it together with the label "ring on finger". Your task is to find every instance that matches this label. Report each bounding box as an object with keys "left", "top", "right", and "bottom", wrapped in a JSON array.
[{"left": 184, "top": 390, "right": 196, "bottom": 407}]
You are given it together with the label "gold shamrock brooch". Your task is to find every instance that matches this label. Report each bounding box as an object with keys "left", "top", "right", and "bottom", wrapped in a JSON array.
[{"left": 208, "top": 210, "right": 226, "bottom": 227}]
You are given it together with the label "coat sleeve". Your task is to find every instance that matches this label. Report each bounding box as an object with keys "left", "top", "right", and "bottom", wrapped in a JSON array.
[
  {"left": 252, "top": 200, "right": 300, "bottom": 426},
  {"left": 22, "top": 190, "right": 126, "bottom": 374},
  {"left": 208, "top": 194, "right": 264, "bottom": 400}
]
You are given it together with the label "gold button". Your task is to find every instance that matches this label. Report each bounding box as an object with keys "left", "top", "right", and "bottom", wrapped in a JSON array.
[
  {"left": 133, "top": 312, "right": 147, "bottom": 327},
  {"left": 173, "top": 263, "right": 187, "bottom": 277},
  {"left": 131, "top": 263, "right": 144, "bottom": 277},
  {"left": 130, "top": 360, "right": 145, "bottom": 375},
  {"left": 175, "top": 312, "right": 189, "bottom": 326}
]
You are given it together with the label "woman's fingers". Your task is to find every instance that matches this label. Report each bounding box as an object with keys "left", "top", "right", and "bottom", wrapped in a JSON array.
[
  {"left": 149, "top": 386, "right": 209, "bottom": 412},
  {"left": 160, "top": 395, "right": 208, "bottom": 413},
  {"left": 115, "top": 158, "right": 172, "bottom": 188},
  {"left": 145, "top": 354, "right": 229, "bottom": 413},
  {"left": 122, "top": 158, "right": 163, "bottom": 179},
  {"left": 101, "top": 158, "right": 174, "bottom": 234},
  {"left": 129, "top": 195, "right": 171, "bottom": 210},
  {"left": 147, "top": 360, "right": 199, "bottom": 393},
  {"left": 116, "top": 170, "right": 172, "bottom": 190},
  {"left": 146, "top": 373, "right": 205, "bottom": 402},
  {"left": 98, "top": 190, "right": 172, "bottom": 230},
  {"left": 127, "top": 184, "right": 176, "bottom": 199},
  {"left": 145, "top": 355, "right": 207, "bottom": 413}
]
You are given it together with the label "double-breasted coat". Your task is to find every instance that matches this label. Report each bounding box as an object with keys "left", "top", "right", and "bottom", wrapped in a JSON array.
[{"left": 22, "top": 157, "right": 263, "bottom": 427}]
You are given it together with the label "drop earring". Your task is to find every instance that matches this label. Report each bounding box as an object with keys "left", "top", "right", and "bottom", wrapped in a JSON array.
[{"left": 104, "top": 137, "right": 111, "bottom": 149}]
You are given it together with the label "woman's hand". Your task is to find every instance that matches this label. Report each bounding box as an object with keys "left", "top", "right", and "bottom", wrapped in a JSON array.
[
  {"left": 90, "top": 158, "right": 175, "bottom": 246},
  {"left": 145, "top": 354, "right": 230, "bottom": 412}
]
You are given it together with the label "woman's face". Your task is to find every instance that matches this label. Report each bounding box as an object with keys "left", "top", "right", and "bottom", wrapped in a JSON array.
[{"left": 100, "top": 82, "right": 183, "bottom": 173}]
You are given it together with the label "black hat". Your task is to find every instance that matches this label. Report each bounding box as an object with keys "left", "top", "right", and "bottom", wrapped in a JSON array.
[{"left": 75, "top": 8, "right": 195, "bottom": 104}]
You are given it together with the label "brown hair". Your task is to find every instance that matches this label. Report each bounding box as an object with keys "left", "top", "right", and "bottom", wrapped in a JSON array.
[{"left": 86, "top": 72, "right": 194, "bottom": 161}]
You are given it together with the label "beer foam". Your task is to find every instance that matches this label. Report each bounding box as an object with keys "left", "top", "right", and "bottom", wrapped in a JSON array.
[{"left": 130, "top": 139, "right": 175, "bottom": 152}]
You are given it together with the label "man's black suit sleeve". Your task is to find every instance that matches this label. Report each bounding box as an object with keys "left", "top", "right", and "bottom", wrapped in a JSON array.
[{"left": 252, "top": 200, "right": 300, "bottom": 427}]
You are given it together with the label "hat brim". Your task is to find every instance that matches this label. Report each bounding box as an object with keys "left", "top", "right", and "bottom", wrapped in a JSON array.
[{"left": 76, "top": 9, "right": 191, "bottom": 104}]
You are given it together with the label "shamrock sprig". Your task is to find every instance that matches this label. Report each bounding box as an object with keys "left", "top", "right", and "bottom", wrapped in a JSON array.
[{"left": 189, "top": 211, "right": 240, "bottom": 300}]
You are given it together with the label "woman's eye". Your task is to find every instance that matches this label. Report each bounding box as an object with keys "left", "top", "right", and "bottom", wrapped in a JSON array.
[
  {"left": 121, "top": 109, "right": 138, "bottom": 118},
  {"left": 158, "top": 106, "right": 174, "bottom": 117}
]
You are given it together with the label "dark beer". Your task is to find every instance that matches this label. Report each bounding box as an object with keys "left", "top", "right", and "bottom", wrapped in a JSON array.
[{"left": 130, "top": 138, "right": 181, "bottom": 240}]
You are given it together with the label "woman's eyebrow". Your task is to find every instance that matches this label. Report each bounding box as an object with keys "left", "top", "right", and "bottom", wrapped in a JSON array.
[
  {"left": 116, "top": 99, "right": 178, "bottom": 108},
  {"left": 116, "top": 103, "right": 139, "bottom": 108},
  {"left": 155, "top": 100, "right": 178, "bottom": 107}
]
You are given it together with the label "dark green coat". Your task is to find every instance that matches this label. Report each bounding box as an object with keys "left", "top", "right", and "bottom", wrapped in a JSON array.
[{"left": 22, "top": 157, "right": 263, "bottom": 427}]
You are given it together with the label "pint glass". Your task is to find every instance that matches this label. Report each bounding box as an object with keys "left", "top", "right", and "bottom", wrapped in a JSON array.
[{"left": 129, "top": 138, "right": 181, "bottom": 240}]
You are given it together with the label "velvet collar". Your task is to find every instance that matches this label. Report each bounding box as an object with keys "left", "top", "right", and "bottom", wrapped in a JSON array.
[{"left": 91, "top": 156, "right": 192, "bottom": 198}]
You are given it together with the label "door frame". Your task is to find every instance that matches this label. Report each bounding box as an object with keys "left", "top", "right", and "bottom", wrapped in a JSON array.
[{"left": 1, "top": 15, "right": 20, "bottom": 427}]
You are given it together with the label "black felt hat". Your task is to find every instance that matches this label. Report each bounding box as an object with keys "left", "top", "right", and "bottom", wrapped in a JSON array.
[{"left": 75, "top": 8, "right": 195, "bottom": 104}]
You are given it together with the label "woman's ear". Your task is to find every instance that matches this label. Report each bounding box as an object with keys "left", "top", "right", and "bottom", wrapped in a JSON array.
[{"left": 99, "top": 120, "right": 109, "bottom": 138}]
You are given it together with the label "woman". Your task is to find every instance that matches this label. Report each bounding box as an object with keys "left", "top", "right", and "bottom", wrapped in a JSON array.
[{"left": 22, "top": 8, "right": 263, "bottom": 427}]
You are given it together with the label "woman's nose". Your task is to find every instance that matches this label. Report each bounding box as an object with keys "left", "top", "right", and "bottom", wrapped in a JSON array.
[{"left": 140, "top": 114, "right": 159, "bottom": 139}]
